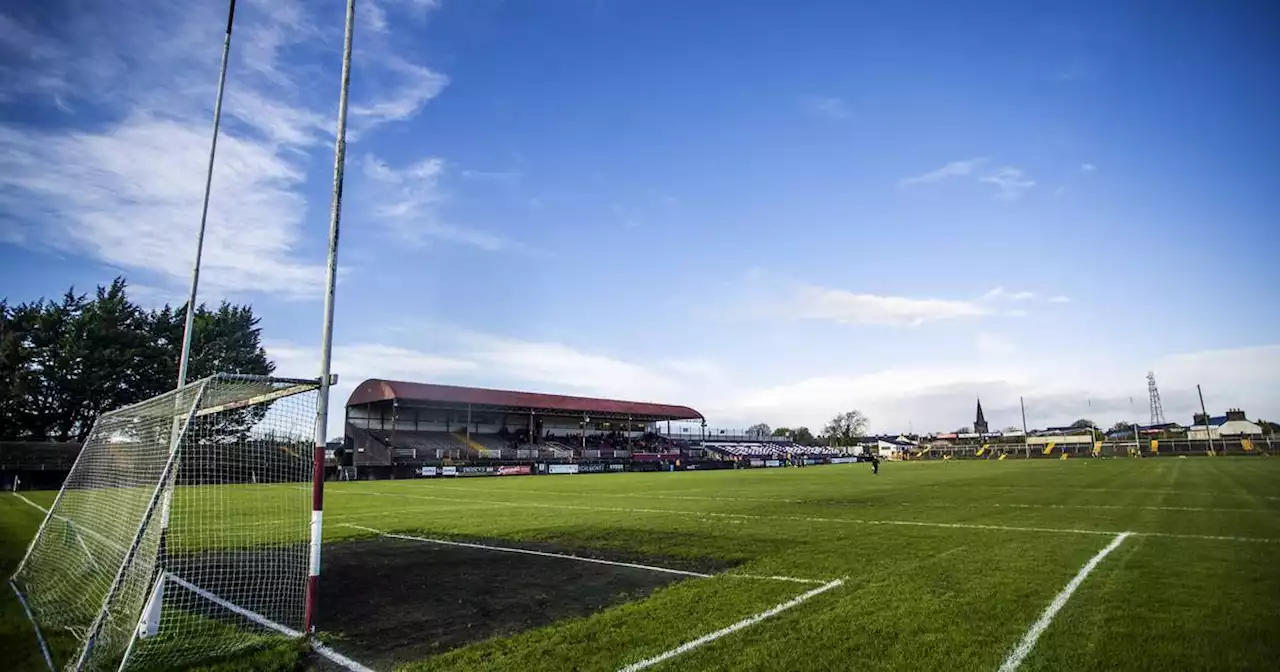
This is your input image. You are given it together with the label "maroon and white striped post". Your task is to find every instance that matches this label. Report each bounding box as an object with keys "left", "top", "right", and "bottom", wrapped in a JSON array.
[{"left": 304, "top": 0, "right": 357, "bottom": 636}]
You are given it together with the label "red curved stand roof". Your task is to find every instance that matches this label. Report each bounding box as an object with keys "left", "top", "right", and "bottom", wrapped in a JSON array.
[{"left": 347, "top": 379, "right": 703, "bottom": 421}]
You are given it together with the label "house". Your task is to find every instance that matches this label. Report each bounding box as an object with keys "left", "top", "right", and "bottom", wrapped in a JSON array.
[{"left": 1187, "top": 409, "right": 1262, "bottom": 440}]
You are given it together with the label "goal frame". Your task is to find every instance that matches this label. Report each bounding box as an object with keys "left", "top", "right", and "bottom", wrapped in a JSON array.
[{"left": 8, "top": 373, "right": 327, "bottom": 671}]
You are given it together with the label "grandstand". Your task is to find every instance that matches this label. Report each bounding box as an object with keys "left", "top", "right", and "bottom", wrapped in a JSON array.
[{"left": 343, "top": 379, "right": 704, "bottom": 477}]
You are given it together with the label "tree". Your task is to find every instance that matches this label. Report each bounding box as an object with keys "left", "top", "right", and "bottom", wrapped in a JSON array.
[
  {"left": 791, "top": 427, "right": 816, "bottom": 445},
  {"left": 954, "top": 427, "right": 971, "bottom": 434},
  {"left": 771, "top": 427, "right": 791, "bottom": 437},
  {"left": 0, "top": 278, "right": 273, "bottom": 442},
  {"left": 745, "top": 423, "right": 771, "bottom": 438},
  {"left": 1001, "top": 426, "right": 1020, "bottom": 433},
  {"left": 1069, "top": 419, "right": 1095, "bottom": 430},
  {"left": 1257, "top": 420, "right": 1279, "bottom": 436},
  {"left": 1109, "top": 421, "right": 1134, "bottom": 434},
  {"left": 823, "top": 410, "right": 868, "bottom": 446}
]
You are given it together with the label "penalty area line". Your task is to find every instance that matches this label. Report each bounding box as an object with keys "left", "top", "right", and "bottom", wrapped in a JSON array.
[
  {"left": 343, "top": 523, "right": 713, "bottom": 578},
  {"left": 343, "top": 523, "right": 836, "bottom": 586},
  {"left": 615, "top": 578, "right": 845, "bottom": 672},
  {"left": 998, "top": 532, "right": 1131, "bottom": 672}
]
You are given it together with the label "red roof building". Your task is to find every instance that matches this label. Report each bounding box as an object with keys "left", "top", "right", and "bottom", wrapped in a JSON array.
[{"left": 347, "top": 379, "right": 703, "bottom": 422}]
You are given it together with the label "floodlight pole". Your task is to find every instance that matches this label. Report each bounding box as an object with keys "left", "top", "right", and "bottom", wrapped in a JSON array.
[
  {"left": 1019, "top": 396, "right": 1029, "bottom": 459},
  {"left": 177, "top": 0, "right": 238, "bottom": 389},
  {"left": 306, "top": 0, "right": 356, "bottom": 637},
  {"left": 1197, "top": 384, "right": 1214, "bottom": 456}
]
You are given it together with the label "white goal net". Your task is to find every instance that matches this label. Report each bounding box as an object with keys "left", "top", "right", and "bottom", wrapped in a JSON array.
[{"left": 9, "top": 374, "right": 321, "bottom": 671}]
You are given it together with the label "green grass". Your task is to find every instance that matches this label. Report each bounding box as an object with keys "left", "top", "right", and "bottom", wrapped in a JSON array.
[{"left": 3, "top": 457, "right": 1279, "bottom": 671}]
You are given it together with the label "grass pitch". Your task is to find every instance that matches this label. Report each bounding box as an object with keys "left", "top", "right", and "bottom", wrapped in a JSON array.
[{"left": 3, "top": 457, "right": 1279, "bottom": 671}]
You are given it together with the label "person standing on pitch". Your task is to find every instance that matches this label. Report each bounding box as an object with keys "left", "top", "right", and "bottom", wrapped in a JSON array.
[{"left": 868, "top": 452, "right": 880, "bottom": 475}]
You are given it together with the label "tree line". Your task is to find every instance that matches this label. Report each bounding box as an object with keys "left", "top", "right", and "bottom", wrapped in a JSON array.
[
  {"left": 1, "top": 278, "right": 273, "bottom": 442},
  {"left": 744, "top": 410, "right": 870, "bottom": 447}
]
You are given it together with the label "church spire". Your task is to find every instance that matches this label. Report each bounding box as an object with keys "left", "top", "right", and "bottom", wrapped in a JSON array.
[{"left": 974, "top": 398, "right": 989, "bottom": 434}]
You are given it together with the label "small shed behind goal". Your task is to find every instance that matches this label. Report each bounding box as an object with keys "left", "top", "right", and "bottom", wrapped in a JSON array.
[{"left": 9, "top": 374, "right": 322, "bottom": 671}]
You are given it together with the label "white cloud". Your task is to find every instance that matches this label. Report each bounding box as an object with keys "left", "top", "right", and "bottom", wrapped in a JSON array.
[
  {"left": 350, "top": 55, "right": 449, "bottom": 136},
  {"left": 980, "top": 166, "right": 1036, "bottom": 200},
  {"left": 360, "top": 154, "right": 514, "bottom": 250},
  {"left": 0, "top": 117, "right": 325, "bottom": 297},
  {"left": 268, "top": 329, "right": 1280, "bottom": 440},
  {"left": 980, "top": 287, "right": 1036, "bottom": 302},
  {"left": 717, "top": 344, "right": 1280, "bottom": 434},
  {"left": 802, "top": 96, "right": 851, "bottom": 120},
  {"left": 899, "top": 157, "right": 988, "bottom": 186},
  {"left": 0, "top": 0, "right": 455, "bottom": 299},
  {"left": 465, "top": 335, "right": 679, "bottom": 400},
  {"left": 1048, "top": 295, "right": 1071, "bottom": 304},
  {"left": 359, "top": 0, "right": 391, "bottom": 33},
  {"left": 1080, "top": 163, "right": 1098, "bottom": 173},
  {"left": 790, "top": 285, "right": 991, "bottom": 327}
]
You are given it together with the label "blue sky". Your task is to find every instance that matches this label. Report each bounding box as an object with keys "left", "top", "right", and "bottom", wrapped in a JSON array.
[{"left": 2, "top": 0, "right": 1278, "bottom": 437}]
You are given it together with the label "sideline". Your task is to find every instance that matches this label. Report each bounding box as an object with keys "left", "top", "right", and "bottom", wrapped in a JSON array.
[
  {"left": 328, "top": 488, "right": 1280, "bottom": 544},
  {"left": 997, "top": 533, "right": 1131, "bottom": 671}
]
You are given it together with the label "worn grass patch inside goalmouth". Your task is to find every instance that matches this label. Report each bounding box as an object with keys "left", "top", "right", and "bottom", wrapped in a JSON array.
[{"left": 315, "top": 536, "right": 735, "bottom": 670}]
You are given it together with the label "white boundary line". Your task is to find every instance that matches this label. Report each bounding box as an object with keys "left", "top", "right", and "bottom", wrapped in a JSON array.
[
  {"left": 347, "top": 523, "right": 844, "bottom": 671},
  {"left": 997, "top": 532, "right": 1131, "bottom": 672},
  {"left": 725, "top": 574, "right": 828, "bottom": 585},
  {"left": 9, "top": 579, "right": 55, "bottom": 671},
  {"left": 167, "top": 574, "right": 375, "bottom": 672},
  {"left": 344, "top": 524, "right": 713, "bottom": 578},
  {"left": 7, "top": 494, "right": 375, "bottom": 672},
  {"left": 327, "top": 489, "right": 1280, "bottom": 544},
  {"left": 615, "top": 578, "right": 844, "bottom": 672},
  {"left": 344, "top": 523, "right": 836, "bottom": 586},
  {"left": 13, "top": 492, "right": 50, "bottom": 514},
  {"left": 400, "top": 482, "right": 1278, "bottom": 513}
]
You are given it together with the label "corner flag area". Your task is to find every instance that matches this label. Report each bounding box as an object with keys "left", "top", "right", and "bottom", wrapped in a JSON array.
[{"left": 5, "top": 457, "right": 1277, "bottom": 671}]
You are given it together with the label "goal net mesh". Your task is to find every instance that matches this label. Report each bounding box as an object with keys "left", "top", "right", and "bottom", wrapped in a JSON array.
[{"left": 10, "top": 374, "right": 320, "bottom": 670}]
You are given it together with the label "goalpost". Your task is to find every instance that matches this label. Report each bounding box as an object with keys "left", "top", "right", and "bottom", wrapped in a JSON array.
[{"left": 9, "top": 374, "right": 321, "bottom": 671}]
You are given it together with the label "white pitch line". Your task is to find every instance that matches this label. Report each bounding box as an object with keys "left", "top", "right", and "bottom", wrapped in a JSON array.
[
  {"left": 401, "top": 483, "right": 1277, "bottom": 513},
  {"left": 615, "top": 578, "right": 845, "bottom": 672},
  {"left": 10, "top": 493, "right": 128, "bottom": 554},
  {"left": 9, "top": 493, "right": 375, "bottom": 672},
  {"left": 168, "top": 575, "right": 375, "bottom": 672},
  {"left": 12, "top": 492, "right": 49, "bottom": 514},
  {"left": 997, "top": 532, "right": 1131, "bottom": 672},
  {"left": 312, "top": 642, "right": 378, "bottom": 672},
  {"left": 724, "top": 574, "right": 828, "bottom": 585},
  {"left": 344, "top": 524, "right": 713, "bottom": 578},
  {"left": 330, "top": 488, "right": 1280, "bottom": 544}
]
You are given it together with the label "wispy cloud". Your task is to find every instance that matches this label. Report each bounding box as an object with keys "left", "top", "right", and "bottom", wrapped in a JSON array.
[
  {"left": 899, "top": 157, "right": 988, "bottom": 186},
  {"left": 790, "top": 285, "right": 993, "bottom": 327},
  {"left": 350, "top": 54, "right": 449, "bottom": 136},
  {"left": 980, "top": 287, "right": 1037, "bottom": 302},
  {"left": 0, "top": 0, "right": 453, "bottom": 298},
  {"left": 979, "top": 166, "right": 1036, "bottom": 200},
  {"left": 1080, "top": 163, "right": 1097, "bottom": 173},
  {"left": 0, "top": 118, "right": 325, "bottom": 297},
  {"left": 1048, "top": 295, "right": 1072, "bottom": 304},
  {"left": 802, "top": 95, "right": 851, "bottom": 120},
  {"left": 360, "top": 154, "right": 514, "bottom": 250}
]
